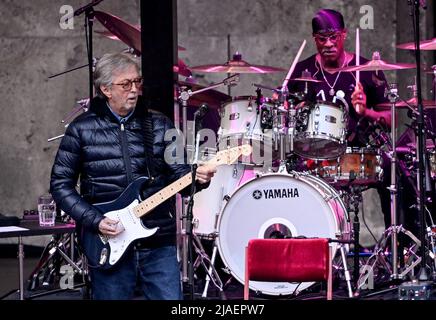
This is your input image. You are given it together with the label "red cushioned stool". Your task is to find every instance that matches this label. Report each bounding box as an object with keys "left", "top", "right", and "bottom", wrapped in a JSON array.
[{"left": 244, "top": 238, "right": 332, "bottom": 300}]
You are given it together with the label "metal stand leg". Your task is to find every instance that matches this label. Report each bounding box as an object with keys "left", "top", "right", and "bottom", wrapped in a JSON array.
[
  {"left": 18, "top": 236, "right": 24, "bottom": 300},
  {"left": 339, "top": 245, "right": 354, "bottom": 298},
  {"left": 191, "top": 234, "right": 225, "bottom": 299},
  {"left": 201, "top": 242, "right": 218, "bottom": 298}
]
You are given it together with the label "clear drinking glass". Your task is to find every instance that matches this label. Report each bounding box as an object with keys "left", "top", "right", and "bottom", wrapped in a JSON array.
[{"left": 38, "top": 194, "right": 56, "bottom": 227}]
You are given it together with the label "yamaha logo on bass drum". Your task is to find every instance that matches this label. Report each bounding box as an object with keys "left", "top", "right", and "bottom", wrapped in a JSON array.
[{"left": 252, "top": 188, "right": 300, "bottom": 200}]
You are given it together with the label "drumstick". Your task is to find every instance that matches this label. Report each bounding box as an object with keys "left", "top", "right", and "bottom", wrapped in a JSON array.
[
  {"left": 355, "top": 28, "right": 361, "bottom": 113},
  {"left": 282, "top": 39, "right": 306, "bottom": 92},
  {"left": 356, "top": 28, "right": 360, "bottom": 86}
]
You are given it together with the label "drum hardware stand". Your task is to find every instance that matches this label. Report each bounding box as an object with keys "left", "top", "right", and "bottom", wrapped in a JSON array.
[
  {"left": 190, "top": 233, "right": 226, "bottom": 299},
  {"left": 26, "top": 230, "right": 89, "bottom": 299},
  {"left": 336, "top": 241, "right": 354, "bottom": 298},
  {"left": 346, "top": 185, "right": 364, "bottom": 289},
  {"left": 47, "top": 99, "right": 90, "bottom": 142},
  {"left": 409, "top": 0, "right": 432, "bottom": 282}
]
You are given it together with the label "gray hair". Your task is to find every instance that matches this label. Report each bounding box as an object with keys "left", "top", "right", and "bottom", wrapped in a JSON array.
[{"left": 93, "top": 52, "right": 140, "bottom": 99}]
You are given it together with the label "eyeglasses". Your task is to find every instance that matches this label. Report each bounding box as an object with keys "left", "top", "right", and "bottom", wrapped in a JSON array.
[
  {"left": 313, "top": 32, "right": 344, "bottom": 44},
  {"left": 112, "top": 77, "right": 143, "bottom": 91}
]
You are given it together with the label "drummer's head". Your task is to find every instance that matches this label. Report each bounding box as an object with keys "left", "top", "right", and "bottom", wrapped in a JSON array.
[{"left": 312, "top": 9, "right": 347, "bottom": 65}]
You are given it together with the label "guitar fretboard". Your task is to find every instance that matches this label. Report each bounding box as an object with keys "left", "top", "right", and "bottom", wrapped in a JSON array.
[{"left": 132, "top": 144, "right": 251, "bottom": 218}]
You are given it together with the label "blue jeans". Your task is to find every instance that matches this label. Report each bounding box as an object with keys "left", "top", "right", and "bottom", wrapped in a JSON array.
[{"left": 90, "top": 245, "right": 183, "bottom": 300}]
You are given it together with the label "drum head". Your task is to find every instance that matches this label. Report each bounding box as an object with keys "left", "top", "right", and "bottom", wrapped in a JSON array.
[{"left": 217, "top": 173, "right": 347, "bottom": 296}]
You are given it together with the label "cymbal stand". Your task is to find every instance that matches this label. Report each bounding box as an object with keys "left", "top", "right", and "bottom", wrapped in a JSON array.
[
  {"left": 386, "top": 83, "right": 401, "bottom": 279},
  {"left": 47, "top": 99, "right": 90, "bottom": 142}
]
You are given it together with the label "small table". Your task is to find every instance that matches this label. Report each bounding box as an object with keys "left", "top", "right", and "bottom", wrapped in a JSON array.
[{"left": 0, "top": 220, "right": 76, "bottom": 300}]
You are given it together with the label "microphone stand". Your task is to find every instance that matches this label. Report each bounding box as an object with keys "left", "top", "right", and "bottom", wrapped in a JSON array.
[
  {"left": 410, "top": 0, "right": 430, "bottom": 281},
  {"left": 184, "top": 110, "right": 205, "bottom": 300},
  {"left": 69, "top": 0, "right": 104, "bottom": 99}
]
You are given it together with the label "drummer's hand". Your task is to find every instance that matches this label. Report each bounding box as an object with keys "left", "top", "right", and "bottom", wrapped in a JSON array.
[
  {"left": 196, "top": 164, "right": 216, "bottom": 184},
  {"left": 351, "top": 82, "right": 367, "bottom": 116}
]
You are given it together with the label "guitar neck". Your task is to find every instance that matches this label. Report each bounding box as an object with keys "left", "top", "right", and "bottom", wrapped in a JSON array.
[
  {"left": 133, "top": 173, "right": 193, "bottom": 218},
  {"left": 131, "top": 144, "right": 251, "bottom": 219}
]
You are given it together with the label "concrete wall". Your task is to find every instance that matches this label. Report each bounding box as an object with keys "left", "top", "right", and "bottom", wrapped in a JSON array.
[{"left": 0, "top": 0, "right": 433, "bottom": 246}]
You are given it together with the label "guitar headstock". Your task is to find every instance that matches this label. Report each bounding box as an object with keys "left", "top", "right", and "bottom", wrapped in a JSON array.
[{"left": 206, "top": 144, "right": 253, "bottom": 166}]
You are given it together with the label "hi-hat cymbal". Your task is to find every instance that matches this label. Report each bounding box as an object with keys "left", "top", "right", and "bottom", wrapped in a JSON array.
[
  {"left": 191, "top": 53, "right": 285, "bottom": 74},
  {"left": 375, "top": 97, "right": 436, "bottom": 109},
  {"left": 338, "top": 52, "right": 416, "bottom": 72},
  {"left": 94, "top": 11, "right": 186, "bottom": 52},
  {"left": 290, "top": 76, "right": 322, "bottom": 83},
  {"left": 397, "top": 38, "right": 436, "bottom": 51},
  {"left": 176, "top": 81, "right": 230, "bottom": 109}
]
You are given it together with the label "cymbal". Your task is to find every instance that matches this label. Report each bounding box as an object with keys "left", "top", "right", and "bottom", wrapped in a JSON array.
[
  {"left": 375, "top": 97, "right": 436, "bottom": 109},
  {"left": 94, "top": 11, "right": 186, "bottom": 52},
  {"left": 173, "top": 59, "right": 192, "bottom": 77},
  {"left": 397, "top": 38, "right": 436, "bottom": 51},
  {"left": 95, "top": 30, "right": 186, "bottom": 51},
  {"left": 338, "top": 52, "right": 415, "bottom": 72},
  {"left": 290, "top": 76, "right": 322, "bottom": 83},
  {"left": 191, "top": 53, "right": 285, "bottom": 74},
  {"left": 176, "top": 81, "right": 230, "bottom": 109}
]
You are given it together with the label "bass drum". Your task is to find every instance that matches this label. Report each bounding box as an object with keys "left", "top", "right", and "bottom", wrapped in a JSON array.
[
  {"left": 193, "top": 164, "right": 256, "bottom": 238},
  {"left": 216, "top": 172, "right": 351, "bottom": 296}
]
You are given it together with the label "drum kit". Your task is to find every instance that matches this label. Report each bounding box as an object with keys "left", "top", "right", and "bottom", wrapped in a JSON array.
[{"left": 48, "top": 7, "right": 436, "bottom": 299}]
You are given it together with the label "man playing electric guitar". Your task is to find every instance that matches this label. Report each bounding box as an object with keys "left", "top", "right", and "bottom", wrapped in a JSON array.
[{"left": 50, "top": 52, "right": 216, "bottom": 300}]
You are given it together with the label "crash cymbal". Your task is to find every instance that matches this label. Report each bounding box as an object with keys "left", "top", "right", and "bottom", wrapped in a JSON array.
[
  {"left": 95, "top": 11, "right": 141, "bottom": 54},
  {"left": 95, "top": 29, "right": 186, "bottom": 51},
  {"left": 397, "top": 38, "right": 436, "bottom": 51},
  {"left": 176, "top": 81, "right": 230, "bottom": 109},
  {"left": 94, "top": 11, "right": 186, "bottom": 52},
  {"left": 191, "top": 53, "right": 285, "bottom": 74},
  {"left": 338, "top": 52, "right": 415, "bottom": 72},
  {"left": 375, "top": 97, "right": 436, "bottom": 109}
]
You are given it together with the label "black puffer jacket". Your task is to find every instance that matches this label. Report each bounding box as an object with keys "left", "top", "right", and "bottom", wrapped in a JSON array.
[{"left": 50, "top": 96, "right": 206, "bottom": 248}]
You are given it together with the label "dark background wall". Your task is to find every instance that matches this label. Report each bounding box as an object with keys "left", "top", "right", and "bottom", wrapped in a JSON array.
[{"left": 0, "top": 0, "right": 433, "bottom": 245}]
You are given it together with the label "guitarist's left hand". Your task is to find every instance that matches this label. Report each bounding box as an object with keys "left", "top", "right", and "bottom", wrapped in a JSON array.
[{"left": 196, "top": 164, "right": 217, "bottom": 184}]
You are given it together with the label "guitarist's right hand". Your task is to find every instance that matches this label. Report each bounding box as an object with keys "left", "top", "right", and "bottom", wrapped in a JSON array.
[{"left": 98, "top": 217, "right": 123, "bottom": 236}]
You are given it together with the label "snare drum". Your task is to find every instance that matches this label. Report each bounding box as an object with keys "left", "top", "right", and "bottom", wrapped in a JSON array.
[
  {"left": 307, "top": 147, "right": 383, "bottom": 187},
  {"left": 294, "top": 101, "right": 347, "bottom": 160}
]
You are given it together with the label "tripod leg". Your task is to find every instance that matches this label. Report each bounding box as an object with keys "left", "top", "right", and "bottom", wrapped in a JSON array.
[
  {"left": 339, "top": 245, "right": 354, "bottom": 297},
  {"left": 202, "top": 242, "right": 218, "bottom": 298}
]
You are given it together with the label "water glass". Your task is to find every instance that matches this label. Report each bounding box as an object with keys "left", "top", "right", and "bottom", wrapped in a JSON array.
[{"left": 38, "top": 194, "right": 56, "bottom": 227}]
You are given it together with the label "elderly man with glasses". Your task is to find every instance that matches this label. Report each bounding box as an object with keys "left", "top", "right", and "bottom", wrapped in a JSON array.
[{"left": 50, "top": 52, "right": 216, "bottom": 300}]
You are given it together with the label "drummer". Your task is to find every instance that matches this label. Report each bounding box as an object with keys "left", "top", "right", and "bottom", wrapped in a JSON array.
[
  {"left": 288, "top": 8, "right": 390, "bottom": 143},
  {"left": 288, "top": 9, "right": 394, "bottom": 228}
]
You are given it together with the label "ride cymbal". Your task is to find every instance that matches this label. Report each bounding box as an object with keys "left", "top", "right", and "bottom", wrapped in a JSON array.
[
  {"left": 191, "top": 53, "right": 285, "bottom": 74},
  {"left": 337, "top": 52, "right": 415, "bottom": 72},
  {"left": 397, "top": 38, "right": 436, "bottom": 51}
]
